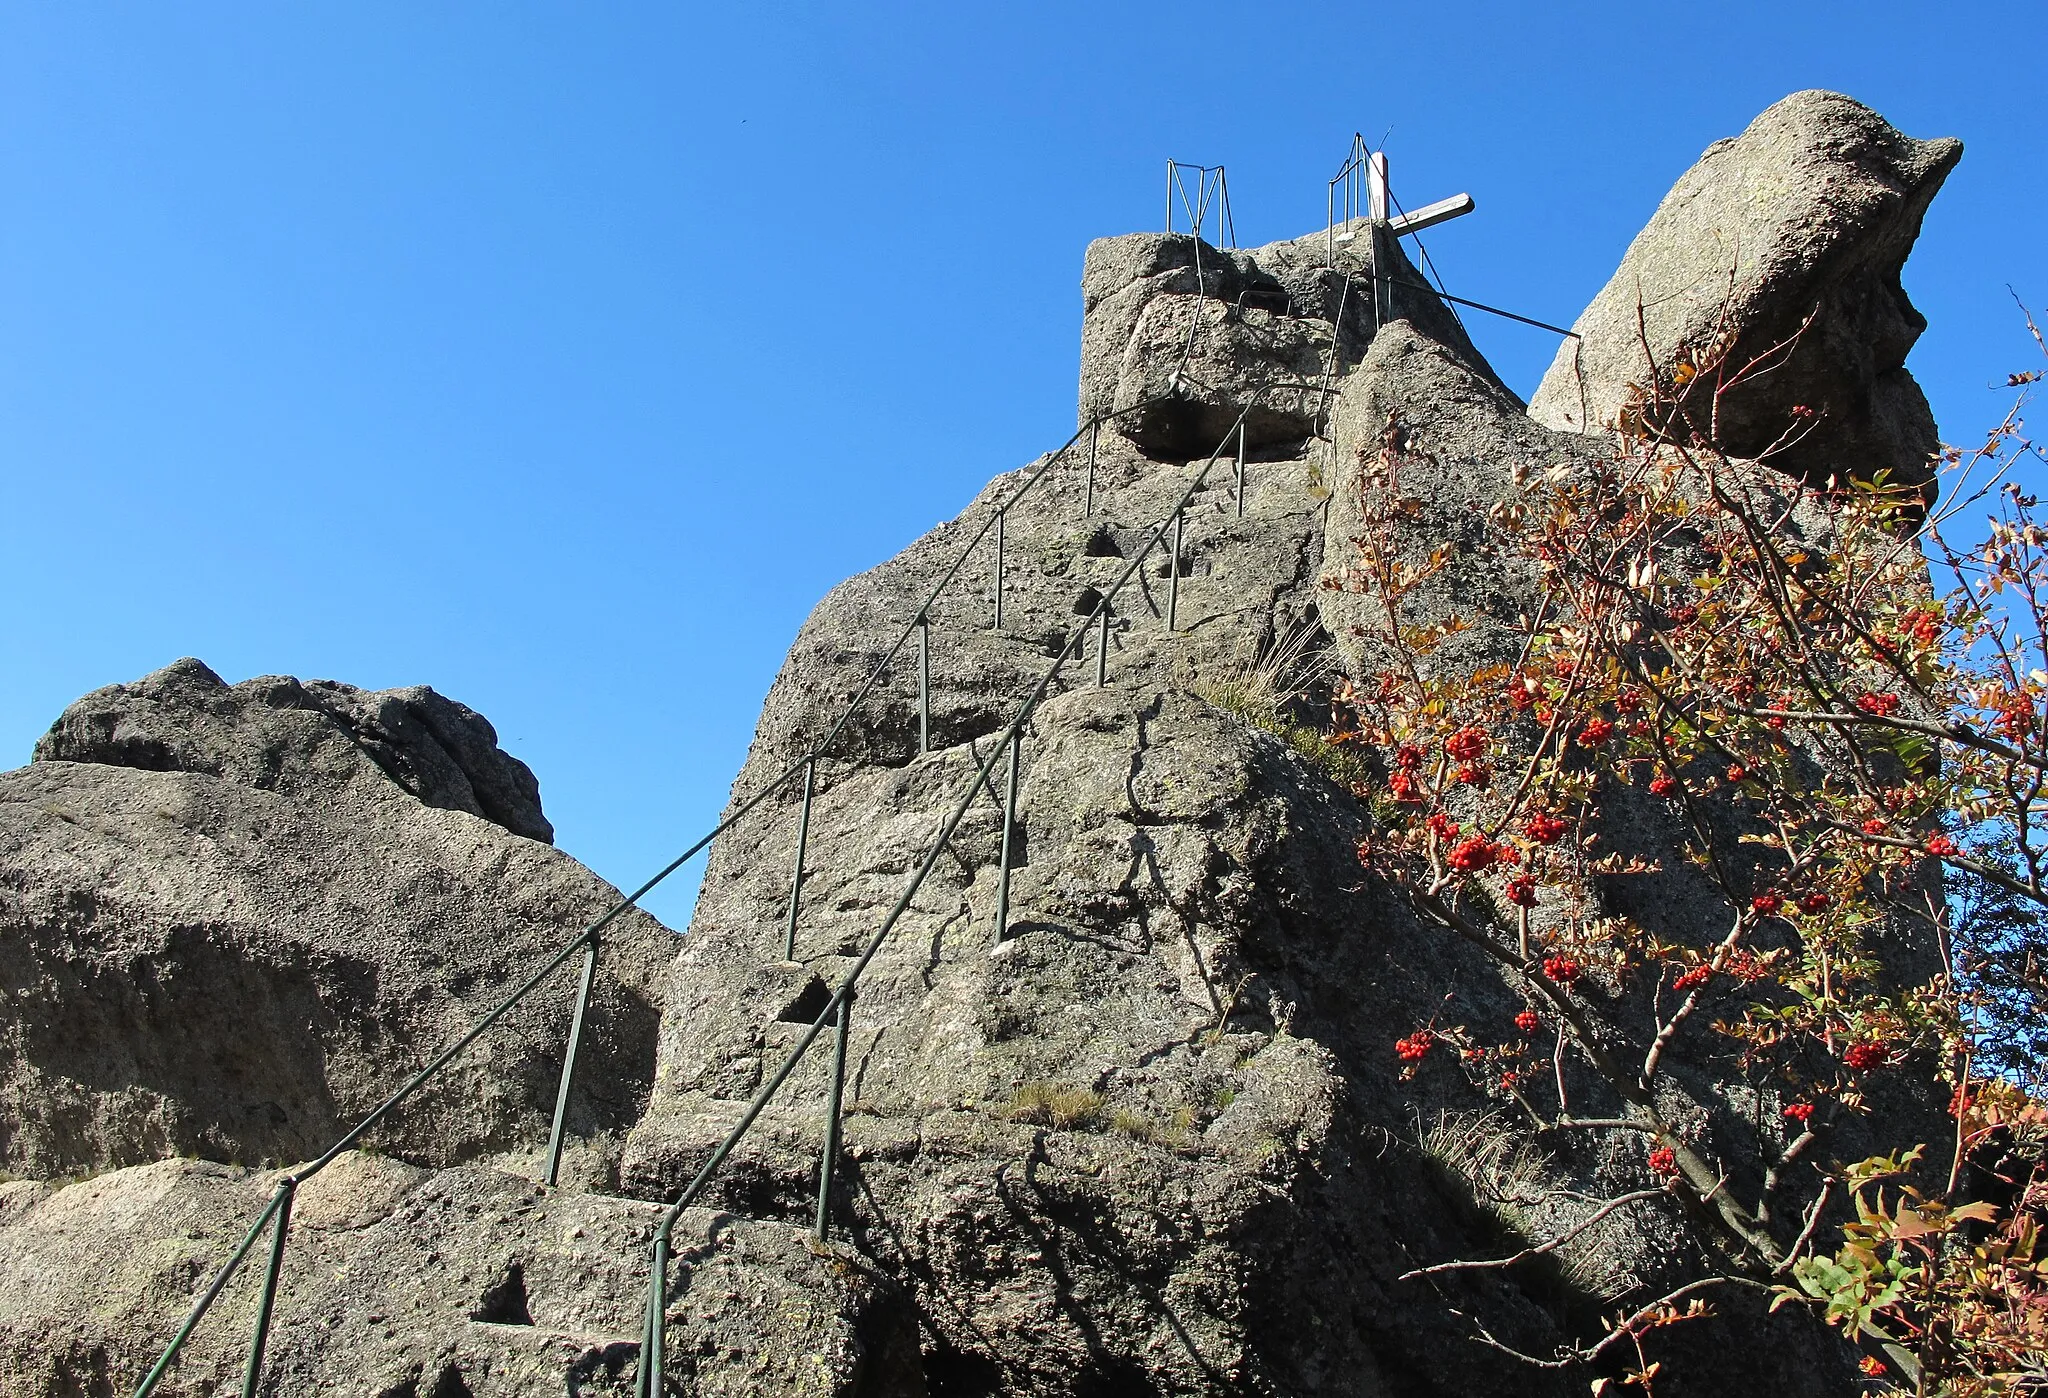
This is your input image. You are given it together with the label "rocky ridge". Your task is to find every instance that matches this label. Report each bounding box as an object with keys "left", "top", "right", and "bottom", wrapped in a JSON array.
[{"left": 0, "top": 89, "right": 1960, "bottom": 1397}]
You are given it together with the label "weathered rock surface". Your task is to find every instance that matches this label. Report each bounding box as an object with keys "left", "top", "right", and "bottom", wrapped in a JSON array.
[
  {"left": 0, "top": 659, "right": 671, "bottom": 1179},
  {"left": 1529, "top": 90, "right": 1960, "bottom": 493},
  {"left": 1079, "top": 224, "right": 1508, "bottom": 457},
  {"left": 0, "top": 1153, "right": 922, "bottom": 1397},
  {"left": 36, "top": 658, "right": 554, "bottom": 842}
]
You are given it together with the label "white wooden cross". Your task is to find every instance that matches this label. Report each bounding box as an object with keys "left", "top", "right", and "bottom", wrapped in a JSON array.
[{"left": 1329, "top": 139, "right": 1474, "bottom": 324}]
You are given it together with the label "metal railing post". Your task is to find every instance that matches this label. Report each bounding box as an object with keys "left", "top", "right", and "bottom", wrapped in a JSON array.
[
  {"left": 917, "top": 614, "right": 931, "bottom": 755},
  {"left": 639, "top": 1234, "right": 670, "bottom": 1398},
  {"left": 783, "top": 757, "right": 815, "bottom": 961},
  {"left": 1167, "top": 509, "right": 1185, "bottom": 632},
  {"left": 237, "top": 1178, "right": 295, "bottom": 1398},
  {"left": 814, "top": 987, "right": 854, "bottom": 1242},
  {"left": 1084, "top": 420, "right": 1098, "bottom": 517},
  {"left": 1235, "top": 424, "right": 1246, "bottom": 517},
  {"left": 994, "top": 726, "right": 1022, "bottom": 941},
  {"left": 993, "top": 507, "right": 1006, "bottom": 631},
  {"left": 1096, "top": 602, "right": 1111, "bottom": 686},
  {"left": 544, "top": 936, "right": 599, "bottom": 1186}
]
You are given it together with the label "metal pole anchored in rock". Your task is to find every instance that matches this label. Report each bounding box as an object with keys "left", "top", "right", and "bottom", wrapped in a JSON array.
[
  {"left": 1369, "top": 150, "right": 1392, "bottom": 330},
  {"left": 993, "top": 507, "right": 1006, "bottom": 631},
  {"left": 238, "top": 1178, "right": 295, "bottom": 1398},
  {"left": 545, "top": 936, "right": 600, "bottom": 1186},
  {"left": 917, "top": 614, "right": 931, "bottom": 755},
  {"left": 994, "top": 726, "right": 1022, "bottom": 941},
  {"left": 1235, "top": 423, "right": 1247, "bottom": 517},
  {"left": 1167, "top": 508, "right": 1185, "bottom": 632},
  {"left": 814, "top": 987, "right": 854, "bottom": 1242},
  {"left": 784, "top": 757, "right": 814, "bottom": 961},
  {"left": 1096, "top": 601, "right": 1111, "bottom": 686},
  {"left": 1084, "top": 420, "right": 1097, "bottom": 518}
]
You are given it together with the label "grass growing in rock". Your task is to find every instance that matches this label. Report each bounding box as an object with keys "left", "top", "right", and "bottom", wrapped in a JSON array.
[{"left": 1004, "top": 1081, "right": 1104, "bottom": 1130}]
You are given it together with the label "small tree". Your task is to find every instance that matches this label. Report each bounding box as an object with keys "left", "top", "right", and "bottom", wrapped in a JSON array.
[{"left": 1322, "top": 316, "right": 2048, "bottom": 1394}]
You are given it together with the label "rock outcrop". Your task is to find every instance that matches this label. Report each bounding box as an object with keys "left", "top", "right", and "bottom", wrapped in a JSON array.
[
  {"left": 1528, "top": 90, "right": 1960, "bottom": 494},
  {"left": 1078, "top": 223, "right": 1509, "bottom": 457},
  {"left": 0, "top": 659, "right": 670, "bottom": 1180},
  {"left": 0, "top": 1154, "right": 921, "bottom": 1396},
  {"left": 0, "top": 88, "right": 1963, "bottom": 1398}
]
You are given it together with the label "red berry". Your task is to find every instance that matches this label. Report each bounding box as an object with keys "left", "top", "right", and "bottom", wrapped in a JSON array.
[
  {"left": 1447, "top": 837, "right": 1500, "bottom": 872},
  {"left": 1926, "top": 834, "right": 1959, "bottom": 857},
  {"left": 1425, "top": 812, "right": 1460, "bottom": 840},
  {"left": 1861, "top": 818, "right": 1888, "bottom": 837},
  {"left": 1647, "top": 1146, "right": 1679, "bottom": 1178},
  {"left": 1783, "top": 1102, "right": 1815, "bottom": 1124},
  {"left": 1523, "top": 813, "right": 1569, "bottom": 845},
  {"left": 1576, "top": 718, "right": 1615, "bottom": 747},
  {"left": 1843, "top": 1041, "right": 1888, "bottom": 1072},
  {"left": 1672, "top": 965, "right": 1712, "bottom": 993},
  {"left": 1725, "top": 764, "right": 1748, "bottom": 784},
  {"left": 1854, "top": 692, "right": 1901, "bottom": 717},
  {"left": 1514, "top": 1010, "right": 1541, "bottom": 1034},
  {"left": 1648, "top": 775, "right": 1678, "bottom": 797},
  {"left": 1798, "top": 892, "right": 1830, "bottom": 914},
  {"left": 1444, "top": 727, "right": 1487, "bottom": 762},
  {"left": 1542, "top": 956, "right": 1582, "bottom": 984},
  {"left": 1751, "top": 893, "right": 1783, "bottom": 916},
  {"left": 1505, "top": 876, "right": 1538, "bottom": 908},
  {"left": 1394, "top": 1030, "right": 1436, "bottom": 1062}
]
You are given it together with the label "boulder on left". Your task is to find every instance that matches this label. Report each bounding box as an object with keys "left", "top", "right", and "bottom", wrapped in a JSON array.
[{"left": 0, "top": 658, "right": 673, "bottom": 1180}]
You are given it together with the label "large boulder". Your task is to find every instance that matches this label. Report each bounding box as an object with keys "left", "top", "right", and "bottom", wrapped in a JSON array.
[
  {"left": 1528, "top": 90, "right": 1960, "bottom": 493},
  {"left": 1079, "top": 224, "right": 1508, "bottom": 457},
  {"left": 0, "top": 660, "right": 672, "bottom": 1180},
  {"left": 0, "top": 1153, "right": 923, "bottom": 1397}
]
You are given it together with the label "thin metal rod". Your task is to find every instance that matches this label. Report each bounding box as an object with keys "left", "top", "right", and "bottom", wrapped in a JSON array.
[
  {"left": 1084, "top": 421, "right": 1097, "bottom": 517},
  {"left": 133, "top": 1185, "right": 288, "bottom": 1398},
  {"left": 640, "top": 1233, "right": 670, "bottom": 1398},
  {"left": 1235, "top": 424, "right": 1246, "bottom": 517},
  {"left": 993, "top": 508, "right": 1005, "bottom": 631},
  {"left": 994, "top": 728, "right": 1022, "bottom": 942},
  {"left": 1167, "top": 509, "right": 1184, "bottom": 632},
  {"left": 238, "top": 1179, "right": 295, "bottom": 1398},
  {"left": 917, "top": 614, "right": 931, "bottom": 755},
  {"left": 1095, "top": 601, "right": 1111, "bottom": 686},
  {"left": 814, "top": 989, "right": 854, "bottom": 1241},
  {"left": 783, "top": 758, "right": 814, "bottom": 961},
  {"left": 544, "top": 939, "right": 599, "bottom": 1186}
]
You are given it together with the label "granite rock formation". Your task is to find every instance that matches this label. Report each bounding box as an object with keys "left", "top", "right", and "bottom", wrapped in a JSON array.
[
  {"left": 0, "top": 89, "right": 1962, "bottom": 1398},
  {"left": 1528, "top": 90, "right": 1960, "bottom": 495},
  {"left": 0, "top": 1154, "right": 921, "bottom": 1396},
  {"left": 0, "top": 659, "right": 669, "bottom": 1180}
]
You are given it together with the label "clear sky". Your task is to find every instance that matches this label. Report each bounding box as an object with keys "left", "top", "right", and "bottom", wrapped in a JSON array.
[{"left": 3, "top": 2, "right": 2041, "bottom": 927}]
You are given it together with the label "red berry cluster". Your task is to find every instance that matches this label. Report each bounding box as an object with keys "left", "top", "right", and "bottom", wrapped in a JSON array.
[
  {"left": 1750, "top": 893, "right": 1783, "bottom": 916},
  {"left": 1647, "top": 1146, "right": 1679, "bottom": 1178},
  {"left": 1542, "top": 956, "right": 1582, "bottom": 984},
  {"left": 1394, "top": 1030, "right": 1436, "bottom": 1062},
  {"left": 1523, "top": 813, "right": 1569, "bottom": 844},
  {"left": 1505, "top": 875, "right": 1538, "bottom": 907},
  {"left": 1444, "top": 727, "right": 1488, "bottom": 762},
  {"left": 1648, "top": 775, "right": 1678, "bottom": 797},
  {"left": 1671, "top": 965, "right": 1712, "bottom": 993},
  {"left": 1576, "top": 717, "right": 1615, "bottom": 747},
  {"left": 1843, "top": 1041, "right": 1888, "bottom": 1072},
  {"left": 1926, "top": 834, "right": 1959, "bottom": 857},
  {"left": 1514, "top": 1010, "right": 1541, "bottom": 1035},
  {"left": 1783, "top": 1102, "right": 1815, "bottom": 1124},
  {"left": 1854, "top": 691, "right": 1901, "bottom": 717},
  {"left": 1447, "top": 837, "right": 1505, "bottom": 872}
]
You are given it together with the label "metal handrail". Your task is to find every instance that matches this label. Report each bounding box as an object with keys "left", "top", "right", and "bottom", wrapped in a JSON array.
[
  {"left": 630, "top": 387, "right": 1274, "bottom": 1396},
  {"left": 124, "top": 236, "right": 1244, "bottom": 1395}
]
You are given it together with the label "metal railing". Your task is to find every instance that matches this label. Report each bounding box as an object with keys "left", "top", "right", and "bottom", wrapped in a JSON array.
[
  {"left": 1166, "top": 159, "right": 1235, "bottom": 249},
  {"left": 627, "top": 384, "right": 1283, "bottom": 1396},
  {"left": 124, "top": 215, "right": 1261, "bottom": 1397}
]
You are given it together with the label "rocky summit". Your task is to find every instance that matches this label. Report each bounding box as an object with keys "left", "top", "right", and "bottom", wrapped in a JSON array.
[{"left": 0, "top": 91, "right": 1957, "bottom": 1396}]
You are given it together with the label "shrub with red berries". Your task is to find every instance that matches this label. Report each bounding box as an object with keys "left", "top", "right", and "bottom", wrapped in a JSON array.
[{"left": 1523, "top": 813, "right": 1569, "bottom": 845}]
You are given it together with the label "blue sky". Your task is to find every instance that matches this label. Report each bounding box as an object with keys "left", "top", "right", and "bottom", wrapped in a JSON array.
[{"left": 3, "top": 2, "right": 2041, "bottom": 926}]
